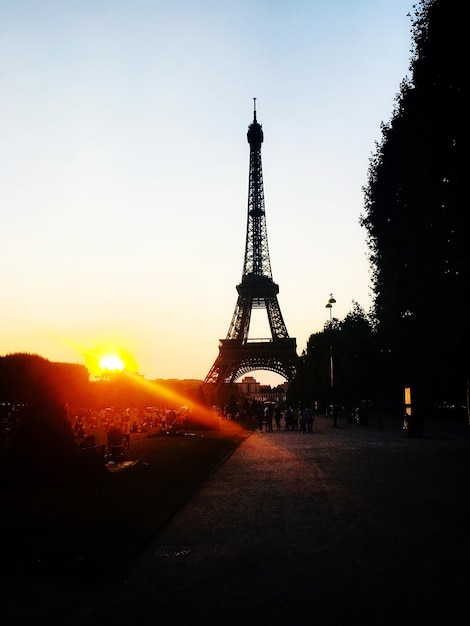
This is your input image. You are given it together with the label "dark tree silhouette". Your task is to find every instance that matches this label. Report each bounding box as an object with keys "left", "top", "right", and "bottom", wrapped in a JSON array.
[
  {"left": 0, "top": 353, "right": 89, "bottom": 406},
  {"left": 360, "top": 0, "right": 468, "bottom": 415},
  {"left": 0, "top": 354, "right": 83, "bottom": 481},
  {"left": 4, "top": 387, "right": 76, "bottom": 482},
  {"left": 291, "top": 303, "right": 376, "bottom": 413},
  {"left": 334, "top": 302, "right": 376, "bottom": 410}
]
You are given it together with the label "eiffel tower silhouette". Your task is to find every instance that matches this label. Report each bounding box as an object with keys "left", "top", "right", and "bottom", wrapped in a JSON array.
[{"left": 205, "top": 101, "right": 298, "bottom": 392}]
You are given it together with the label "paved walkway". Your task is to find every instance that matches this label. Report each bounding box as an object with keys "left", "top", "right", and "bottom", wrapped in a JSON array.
[{"left": 5, "top": 415, "right": 470, "bottom": 625}]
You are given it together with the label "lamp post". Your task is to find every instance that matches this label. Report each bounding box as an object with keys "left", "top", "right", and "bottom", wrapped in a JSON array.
[{"left": 325, "top": 294, "right": 337, "bottom": 427}]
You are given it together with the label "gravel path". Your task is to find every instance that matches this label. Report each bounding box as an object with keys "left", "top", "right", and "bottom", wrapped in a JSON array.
[{"left": 5, "top": 415, "right": 470, "bottom": 625}]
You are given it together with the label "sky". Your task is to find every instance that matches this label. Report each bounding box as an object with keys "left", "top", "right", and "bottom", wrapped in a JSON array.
[{"left": 0, "top": 0, "right": 414, "bottom": 385}]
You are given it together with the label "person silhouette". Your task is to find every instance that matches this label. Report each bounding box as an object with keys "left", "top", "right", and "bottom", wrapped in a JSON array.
[
  {"left": 264, "top": 404, "right": 273, "bottom": 432},
  {"left": 122, "top": 419, "right": 131, "bottom": 450},
  {"left": 305, "top": 405, "right": 315, "bottom": 432}
]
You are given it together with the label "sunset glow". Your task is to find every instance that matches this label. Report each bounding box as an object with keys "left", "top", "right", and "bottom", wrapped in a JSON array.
[
  {"left": 80, "top": 345, "right": 139, "bottom": 378},
  {"left": 99, "top": 354, "right": 125, "bottom": 372}
]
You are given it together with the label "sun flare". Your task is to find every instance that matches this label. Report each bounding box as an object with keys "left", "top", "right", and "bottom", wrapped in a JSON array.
[
  {"left": 99, "top": 354, "right": 125, "bottom": 372},
  {"left": 80, "top": 342, "right": 139, "bottom": 377}
]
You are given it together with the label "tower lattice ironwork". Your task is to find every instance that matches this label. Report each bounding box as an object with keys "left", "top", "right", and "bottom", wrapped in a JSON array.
[{"left": 205, "top": 102, "right": 298, "bottom": 390}]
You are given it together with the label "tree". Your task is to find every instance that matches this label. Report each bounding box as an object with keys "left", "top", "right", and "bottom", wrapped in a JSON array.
[
  {"left": 334, "top": 303, "right": 376, "bottom": 410},
  {"left": 0, "top": 353, "right": 90, "bottom": 407},
  {"left": 292, "top": 303, "right": 375, "bottom": 413},
  {"left": 360, "top": 0, "right": 468, "bottom": 415},
  {"left": 4, "top": 387, "right": 76, "bottom": 482}
]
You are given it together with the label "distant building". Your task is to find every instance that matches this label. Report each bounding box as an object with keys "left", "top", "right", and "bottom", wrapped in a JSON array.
[
  {"left": 238, "top": 376, "right": 260, "bottom": 395},
  {"left": 237, "top": 376, "right": 288, "bottom": 403}
]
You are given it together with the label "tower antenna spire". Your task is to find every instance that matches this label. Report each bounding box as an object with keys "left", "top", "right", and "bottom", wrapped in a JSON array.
[{"left": 253, "top": 97, "right": 257, "bottom": 121}]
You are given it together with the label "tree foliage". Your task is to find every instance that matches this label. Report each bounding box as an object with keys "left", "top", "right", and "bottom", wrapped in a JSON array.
[
  {"left": 0, "top": 353, "right": 89, "bottom": 406},
  {"left": 360, "top": 0, "right": 468, "bottom": 410},
  {"left": 4, "top": 392, "right": 76, "bottom": 481},
  {"left": 291, "top": 303, "right": 376, "bottom": 412}
]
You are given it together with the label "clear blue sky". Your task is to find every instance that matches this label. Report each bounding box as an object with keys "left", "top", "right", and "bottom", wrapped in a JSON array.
[{"left": 0, "top": 0, "right": 414, "bottom": 384}]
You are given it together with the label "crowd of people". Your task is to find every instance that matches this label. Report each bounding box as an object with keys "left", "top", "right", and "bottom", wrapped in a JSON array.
[
  {"left": 70, "top": 405, "right": 189, "bottom": 434},
  {"left": 69, "top": 404, "right": 191, "bottom": 453},
  {"left": 68, "top": 402, "right": 322, "bottom": 453},
  {"left": 254, "top": 403, "right": 316, "bottom": 433}
]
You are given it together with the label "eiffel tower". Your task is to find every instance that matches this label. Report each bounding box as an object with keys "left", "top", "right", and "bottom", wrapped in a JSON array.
[{"left": 204, "top": 101, "right": 298, "bottom": 392}]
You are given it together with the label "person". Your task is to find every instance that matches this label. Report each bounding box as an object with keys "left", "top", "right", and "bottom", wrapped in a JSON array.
[
  {"left": 122, "top": 419, "right": 131, "bottom": 450},
  {"left": 284, "top": 406, "right": 292, "bottom": 430},
  {"left": 274, "top": 405, "right": 282, "bottom": 431},
  {"left": 168, "top": 409, "right": 177, "bottom": 426},
  {"left": 305, "top": 404, "right": 315, "bottom": 432},
  {"left": 291, "top": 407, "right": 299, "bottom": 430},
  {"left": 299, "top": 406, "right": 307, "bottom": 433},
  {"left": 264, "top": 404, "right": 273, "bottom": 432}
]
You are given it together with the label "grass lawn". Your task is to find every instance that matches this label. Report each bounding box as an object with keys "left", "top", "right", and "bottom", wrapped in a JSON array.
[{"left": 0, "top": 418, "right": 253, "bottom": 581}]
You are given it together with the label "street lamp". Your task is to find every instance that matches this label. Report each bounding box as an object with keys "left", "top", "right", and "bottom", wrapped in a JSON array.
[{"left": 325, "top": 294, "right": 337, "bottom": 427}]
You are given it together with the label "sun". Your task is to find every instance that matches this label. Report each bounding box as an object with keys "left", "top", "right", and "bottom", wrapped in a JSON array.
[
  {"left": 99, "top": 354, "right": 125, "bottom": 372},
  {"left": 80, "top": 343, "right": 139, "bottom": 377}
]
